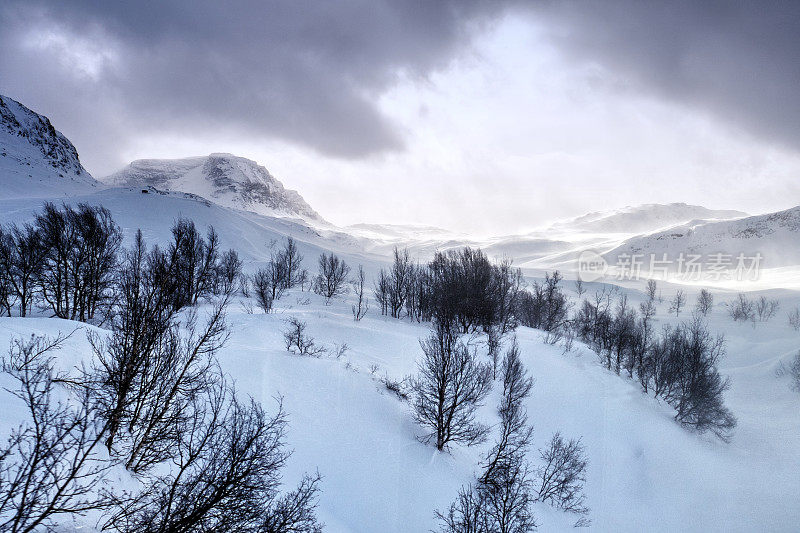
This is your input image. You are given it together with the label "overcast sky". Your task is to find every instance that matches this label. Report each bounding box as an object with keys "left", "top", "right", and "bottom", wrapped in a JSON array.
[{"left": 2, "top": 1, "right": 799, "bottom": 235}]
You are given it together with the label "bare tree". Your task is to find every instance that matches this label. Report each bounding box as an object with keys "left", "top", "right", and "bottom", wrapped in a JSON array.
[
  {"left": 779, "top": 351, "right": 800, "bottom": 392},
  {"left": 351, "top": 264, "right": 368, "bottom": 321},
  {"left": 253, "top": 263, "right": 277, "bottom": 313},
  {"left": 517, "top": 271, "right": 571, "bottom": 342},
  {"left": 755, "top": 295, "right": 779, "bottom": 322},
  {"left": 436, "top": 484, "right": 490, "bottom": 533},
  {"left": 313, "top": 253, "right": 350, "bottom": 302},
  {"left": 535, "top": 433, "right": 589, "bottom": 516},
  {"left": 411, "top": 326, "right": 492, "bottom": 450},
  {"left": 217, "top": 249, "right": 243, "bottom": 296},
  {"left": 494, "top": 259, "right": 523, "bottom": 335},
  {"left": 635, "top": 296, "right": 657, "bottom": 387},
  {"left": 388, "top": 247, "right": 414, "bottom": 318},
  {"left": 103, "top": 393, "right": 322, "bottom": 533},
  {"left": 277, "top": 237, "right": 304, "bottom": 290},
  {"left": 486, "top": 325, "right": 502, "bottom": 380},
  {"left": 283, "top": 317, "right": 324, "bottom": 356},
  {"left": 438, "top": 336, "right": 538, "bottom": 533},
  {"left": 645, "top": 279, "right": 657, "bottom": 303},
  {"left": 0, "top": 334, "right": 113, "bottom": 532},
  {"left": 655, "top": 318, "right": 737, "bottom": 441},
  {"left": 727, "top": 293, "right": 755, "bottom": 322},
  {"left": 696, "top": 288, "right": 713, "bottom": 316},
  {"left": 0, "top": 223, "right": 44, "bottom": 317},
  {"left": 35, "top": 203, "right": 122, "bottom": 322},
  {"left": 668, "top": 290, "right": 685, "bottom": 317},
  {"left": 88, "top": 231, "right": 181, "bottom": 453},
  {"left": 91, "top": 285, "right": 230, "bottom": 470},
  {"left": 575, "top": 278, "right": 586, "bottom": 299},
  {"left": 482, "top": 338, "right": 534, "bottom": 482},
  {"left": 788, "top": 306, "right": 800, "bottom": 331},
  {"left": 373, "top": 269, "right": 391, "bottom": 316}
]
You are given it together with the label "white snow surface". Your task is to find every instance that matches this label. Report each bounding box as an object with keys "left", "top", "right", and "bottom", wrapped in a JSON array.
[
  {"left": 606, "top": 205, "right": 800, "bottom": 271},
  {"left": 102, "top": 153, "right": 324, "bottom": 223},
  {"left": 1, "top": 283, "right": 799, "bottom": 532},
  {"left": 547, "top": 202, "right": 747, "bottom": 235}
]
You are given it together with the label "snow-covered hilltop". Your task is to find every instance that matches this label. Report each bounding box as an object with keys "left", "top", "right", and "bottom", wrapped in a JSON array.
[
  {"left": 606, "top": 205, "right": 800, "bottom": 270},
  {"left": 549, "top": 202, "right": 747, "bottom": 235},
  {"left": 0, "top": 94, "right": 100, "bottom": 198},
  {"left": 103, "top": 154, "right": 324, "bottom": 223}
]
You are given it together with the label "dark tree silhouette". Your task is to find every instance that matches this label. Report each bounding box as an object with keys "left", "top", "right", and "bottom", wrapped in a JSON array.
[
  {"left": 0, "top": 334, "right": 113, "bottom": 532},
  {"left": 411, "top": 325, "right": 491, "bottom": 450},
  {"left": 313, "top": 253, "right": 350, "bottom": 302}
]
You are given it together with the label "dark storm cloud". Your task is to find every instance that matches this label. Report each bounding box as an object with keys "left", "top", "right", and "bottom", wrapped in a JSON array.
[
  {"left": 0, "top": 0, "right": 508, "bottom": 171},
  {"left": 531, "top": 0, "right": 800, "bottom": 149},
  {"left": 1, "top": 1, "right": 798, "bottom": 176}
]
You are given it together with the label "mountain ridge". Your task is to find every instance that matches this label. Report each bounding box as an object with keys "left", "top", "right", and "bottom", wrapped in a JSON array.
[
  {"left": 103, "top": 153, "right": 324, "bottom": 223},
  {"left": 0, "top": 94, "right": 100, "bottom": 198},
  {"left": 548, "top": 202, "right": 748, "bottom": 234}
]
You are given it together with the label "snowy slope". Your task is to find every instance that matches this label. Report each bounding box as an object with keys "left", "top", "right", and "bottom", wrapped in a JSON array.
[
  {"left": 0, "top": 94, "right": 100, "bottom": 198},
  {"left": 1, "top": 283, "right": 799, "bottom": 531},
  {"left": 549, "top": 203, "right": 747, "bottom": 235},
  {"left": 0, "top": 187, "right": 378, "bottom": 276},
  {"left": 103, "top": 154, "right": 323, "bottom": 223},
  {"left": 605, "top": 206, "right": 800, "bottom": 270},
  {"left": 0, "top": 100, "right": 799, "bottom": 529}
]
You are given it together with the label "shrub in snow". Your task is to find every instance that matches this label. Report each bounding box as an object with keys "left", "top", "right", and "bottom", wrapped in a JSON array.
[
  {"left": 0, "top": 296, "right": 323, "bottom": 532},
  {"left": 312, "top": 252, "right": 350, "bottom": 302},
  {"left": 789, "top": 306, "right": 800, "bottom": 331},
  {"left": 374, "top": 247, "right": 523, "bottom": 336},
  {"left": 351, "top": 264, "right": 368, "bottom": 321},
  {"left": 0, "top": 334, "right": 111, "bottom": 531},
  {"left": 755, "top": 295, "right": 779, "bottom": 322},
  {"left": 569, "top": 282, "right": 736, "bottom": 441},
  {"left": 668, "top": 289, "right": 686, "bottom": 317},
  {"left": 411, "top": 324, "right": 492, "bottom": 450},
  {"left": 650, "top": 318, "right": 737, "bottom": 441},
  {"left": 777, "top": 351, "right": 800, "bottom": 392},
  {"left": 535, "top": 433, "right": 589, "bottom": 516},
  {"left": 727, "top": 293, "right": 755, "bottom": 322},
  {"left": 103, "top": 394, "right": 322, "bottom": 533},
  {"left": 283, "top": 317, "right": 324, "bottom": 357},
  {"left": 516, "top": 270, "right": 571, "bottom": 341},
  {"left": 252, "top": 268, "right": 277, "bottom": 312},
  {"left": 437, "top": 335, "right": 540, "bottom": 533},
  {"left": 696, "top": 288, "right": 713, "bottom": 316}
]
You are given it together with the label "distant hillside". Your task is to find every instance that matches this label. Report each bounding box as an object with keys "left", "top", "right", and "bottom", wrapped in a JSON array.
[
  {"left": 550, "top": 203, "right": 747, "bottom": 234},
  {"left": 605, "top": 206, "right": 800, "bottom": 270},
  {"left": 103, "top": 153, "right": 323, "bottom": 222}
]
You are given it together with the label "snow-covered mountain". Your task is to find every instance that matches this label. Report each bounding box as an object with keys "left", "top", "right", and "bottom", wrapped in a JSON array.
[
  {"left": 103, "top": 154, "right": 323, "bottom": 223},
  {"left": 0, "top": 94, "right": 100, "bottom": 198},
  {"left": 605, "top": 205, "right": 800, "bottom": 270},
  {"left": 549, "top": 203, "right": 747, "bottom": 235}
]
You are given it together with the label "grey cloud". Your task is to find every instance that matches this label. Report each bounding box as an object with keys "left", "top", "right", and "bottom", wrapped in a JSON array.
[
  {"left": 0, "top": 0, "right": 509, "bottom": 172},
  {"left": 529, "top": 0, "right": 800, "bottom": 150},
  {"left": 2, "top": 0, "right": 798, "bottom": 177}
]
